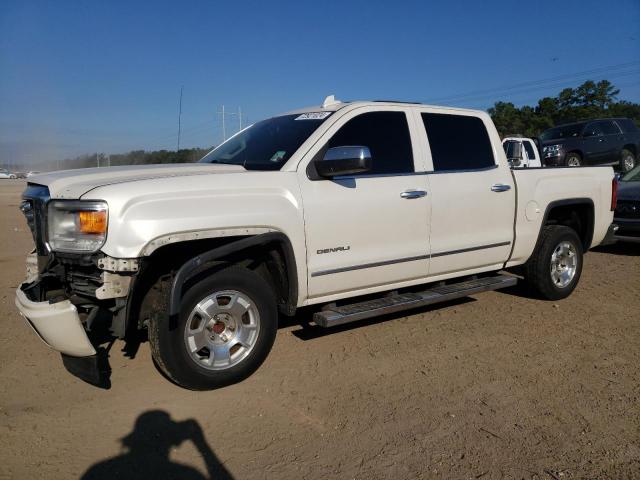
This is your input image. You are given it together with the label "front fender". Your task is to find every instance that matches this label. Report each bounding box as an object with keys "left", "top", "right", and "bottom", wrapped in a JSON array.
[{"left": 84, "top": 171, "right": 308, "bottom": 304}]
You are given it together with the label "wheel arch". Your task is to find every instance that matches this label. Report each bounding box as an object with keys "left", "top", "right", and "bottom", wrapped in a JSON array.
[
  {"left": 164, "top": 232, "right": 298, "bottom": 318},
  {"left": 565, "top": 149, "right": 583, "bottom": 161},
  {"left": 622, "top": 144, "right": 636, "bottom": 156},
  {"left": 536, "top": 198, "right": 595, "bottom": 251}
]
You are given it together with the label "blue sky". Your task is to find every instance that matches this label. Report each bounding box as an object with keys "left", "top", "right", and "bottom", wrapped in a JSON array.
[{"left": 1, "top": 0, "right": 639, "bottom": 166}]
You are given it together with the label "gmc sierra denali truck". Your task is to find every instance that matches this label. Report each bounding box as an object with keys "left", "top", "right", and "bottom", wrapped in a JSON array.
[{"left": 15, "top": 96, "right": 617, "bottom": 390}]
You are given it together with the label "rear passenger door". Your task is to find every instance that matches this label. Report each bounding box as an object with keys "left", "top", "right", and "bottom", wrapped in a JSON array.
[
  {"left": 582, "top": 122, "right": 608, "bottom": 165},
  {"left": 597, "top": 120, "right": 623, "bottom": 164},
  {"left": 415, "top": 110, "right": 515, "bottom": 278}
]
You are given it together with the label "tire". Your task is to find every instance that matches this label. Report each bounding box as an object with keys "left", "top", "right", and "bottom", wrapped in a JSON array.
[
  {"left": 524, "top": 225, "right": 583, "bottom": 300},
  {"left": 148, "top": 266, "right": 278, "bottom": 390},
  {"left": 620, "top": 148, "right": 636, "bottom": 173},
  {"left": 565, "top": 153, "right": 581, "bottom": 167}
]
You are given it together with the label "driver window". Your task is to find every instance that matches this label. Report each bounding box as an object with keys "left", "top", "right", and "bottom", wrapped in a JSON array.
[{"left": 327, "top": 111, "right": 414, "bottom": 175}]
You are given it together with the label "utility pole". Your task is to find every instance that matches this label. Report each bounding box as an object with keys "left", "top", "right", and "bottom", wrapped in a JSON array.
[
  {"left": 177, "top": 85, "right": 183, "bottom": 151},
  {"left": 218, "top": 105, "right": 245, "bottom": 142},
  {"left": 96, "top": 152, "right": 99, "bottom": 168},
  {"left": 221, "top": 105, "right": 226, "bottom": 141}
]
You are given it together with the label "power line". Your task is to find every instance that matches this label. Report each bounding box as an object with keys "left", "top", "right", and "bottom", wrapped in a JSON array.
[
  {"left": 177, "top": 85, "right": 183, "bottom": 150},
  {"left": 444, "top": 69, "right": 640, "bottom": 107},
  {"left": 422, "top": 60, "right": 640, "bottom": 104}
]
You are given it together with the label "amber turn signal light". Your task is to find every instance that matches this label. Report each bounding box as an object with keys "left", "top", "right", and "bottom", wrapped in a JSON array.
[{"left": 79, "top": 210, "right": 107, "bottom": 234}]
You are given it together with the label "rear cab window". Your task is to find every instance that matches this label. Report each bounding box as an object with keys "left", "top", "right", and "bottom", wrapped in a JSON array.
[
  {"left": 523, "top": 140, "right": 536, "bottom": 160},
  {"left": 420, "top": 113, "right": 495, "bottom": 172}
]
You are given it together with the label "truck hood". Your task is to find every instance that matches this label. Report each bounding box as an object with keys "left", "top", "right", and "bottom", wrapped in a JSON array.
[{"left": 28, "top": 163, "right": 246, "bottom": 199}]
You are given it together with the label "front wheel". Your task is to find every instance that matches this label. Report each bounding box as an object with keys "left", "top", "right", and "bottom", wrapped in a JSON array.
[
  {"left": 149, "top": 266, "right": 278, "bottom": 390},
  {"left": 524, "top": 225, "right": 583, "bottom": 300},
  {"left": 565, "top": 153, "right": 581, "bottom": 167},
  {"left": 620, "top": 148, "right": 636, "bottom": 173}
]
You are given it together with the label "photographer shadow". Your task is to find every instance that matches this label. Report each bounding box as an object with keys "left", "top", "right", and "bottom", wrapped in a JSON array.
[{"left": 81, "top": 410, "right": 233, "bottom": 480}]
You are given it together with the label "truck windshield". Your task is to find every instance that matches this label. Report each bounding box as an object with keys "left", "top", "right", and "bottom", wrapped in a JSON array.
[
  {"left": 199, "top": 113, "right": 331, "bottom": 170},
  {"left": 540, "top": 123, "right": 584, "bottom": 141}
]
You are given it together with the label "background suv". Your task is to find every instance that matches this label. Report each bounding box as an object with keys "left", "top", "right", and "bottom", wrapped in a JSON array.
[{"left": 540, "top": 118, "right": 639, "bottom": 172}]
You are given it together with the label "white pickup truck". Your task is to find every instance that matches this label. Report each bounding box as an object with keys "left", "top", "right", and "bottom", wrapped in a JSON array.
[
  {"left": 15, "top": 97, "right": 617, "bottom": 390},
  {"left": 502, "top": 136, "right": 542, "bottom": 168}
]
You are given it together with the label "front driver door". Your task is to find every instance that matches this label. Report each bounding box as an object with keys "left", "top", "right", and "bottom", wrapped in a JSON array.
[{"left": 297, "top": 107, "right": 431, "bottom": 302}]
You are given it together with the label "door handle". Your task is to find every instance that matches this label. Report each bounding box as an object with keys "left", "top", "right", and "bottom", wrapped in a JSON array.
[
  {"left": 491, "top": 184, "right": 511, "bottom": 192},
  {"left": 400, "top": 190, "right": 427, "bottom": 199}
]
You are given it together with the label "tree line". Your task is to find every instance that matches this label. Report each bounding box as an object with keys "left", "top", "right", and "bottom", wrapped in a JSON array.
[
  {"left": 488, "top": 80, "right": 640, "bottom": 138},
  {"left": 54, "top": 147, "right": 212, "bottom": 171}
]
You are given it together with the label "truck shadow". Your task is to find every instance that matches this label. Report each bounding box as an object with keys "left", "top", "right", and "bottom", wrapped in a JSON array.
[
  {"left": 80, "top": 410, "right": 233, "bottom": 480},
  {"left": 287, "top": 297, "right": 476, "bottom": 341},
  {"left": 592, "top": 241, "right": 639, "bottom": 257}
]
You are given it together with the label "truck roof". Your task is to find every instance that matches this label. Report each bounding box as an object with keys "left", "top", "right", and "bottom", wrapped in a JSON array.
[{"left": 282, "top": 95, "right": 487, "bottom": 118}]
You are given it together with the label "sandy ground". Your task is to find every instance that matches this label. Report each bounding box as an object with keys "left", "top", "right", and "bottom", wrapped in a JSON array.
[{"left": 0, "top": 179, "right": 638, "bottom": 479}]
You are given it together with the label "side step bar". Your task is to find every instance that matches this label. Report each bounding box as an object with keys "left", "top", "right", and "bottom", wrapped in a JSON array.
[{"left": 313, "top": 274, "right": 517, "bottom": 328}]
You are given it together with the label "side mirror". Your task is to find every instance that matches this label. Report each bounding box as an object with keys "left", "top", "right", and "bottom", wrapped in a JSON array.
[
  {"left": 315, "top": 146, "right": 372, "bottom": 177},
  {"left": 507, "top": 142, "right": 523, "bottom": 164}
]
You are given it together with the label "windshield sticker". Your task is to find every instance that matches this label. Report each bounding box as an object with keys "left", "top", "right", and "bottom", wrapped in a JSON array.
[
  {"left": 295, "top": 112, "right": 332, "bottom": 121},
  {"left": 270, "top": 151, "right": 287, "bottom": 162}
]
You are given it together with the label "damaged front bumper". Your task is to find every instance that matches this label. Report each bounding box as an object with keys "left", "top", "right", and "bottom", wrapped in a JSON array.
[
  {"left": 15, "top": 282, "right": 111, "bottom": 387},
  {"left": 15, "top": 251, "right": 138, "bottom": 387},
  {"left": 15, "top": 284, "right": 96, "bottom": 357}
]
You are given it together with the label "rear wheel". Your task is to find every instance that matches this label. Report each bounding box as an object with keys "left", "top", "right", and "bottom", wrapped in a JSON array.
[
  {"left": 149, "top": 266, "right": 278, "bottom": 390},
  {"left": 524, "top": 225, "right": 583, "bottom": 300},
  {"left": 620, "top": 148, "right": 636, "bottom": 173},
  {"left": 566, "top": 153, "right": 581, "bottom": 167}
]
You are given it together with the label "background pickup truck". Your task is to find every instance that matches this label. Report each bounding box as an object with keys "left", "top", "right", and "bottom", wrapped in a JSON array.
[{"left": 15, "top": 97, "right": 617, "bottom": 390}]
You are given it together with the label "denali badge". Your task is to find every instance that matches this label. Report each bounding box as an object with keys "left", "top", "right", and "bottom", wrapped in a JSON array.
[{"left": 317, "top": 246, "right": 350, "bottom": 254}]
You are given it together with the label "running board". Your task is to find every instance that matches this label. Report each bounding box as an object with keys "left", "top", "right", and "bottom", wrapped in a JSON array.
[{"left": 313, "top": 274, "right": 517, "bottom": 328}]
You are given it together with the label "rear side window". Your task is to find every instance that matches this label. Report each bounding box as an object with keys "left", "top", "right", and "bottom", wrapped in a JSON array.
[
  {"left": 523, "top": 140, "right": 536, "bottom": 159},
  {"left": 615, "top": 119, "right": 638, "bottom": 133},
  {"left": 421, "top": 113, "right": 495, "bottom": 171},
  {"left": 328, "top": 111, "right": 414, "bottom": 175},
  {"left": 598, "top": 120, "right": 621, "bottom": 135}
]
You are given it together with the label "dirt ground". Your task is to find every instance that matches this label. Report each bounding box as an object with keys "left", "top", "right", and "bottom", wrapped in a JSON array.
[{"left": 0, "top": 180, "right": 638, "bottom": 480}]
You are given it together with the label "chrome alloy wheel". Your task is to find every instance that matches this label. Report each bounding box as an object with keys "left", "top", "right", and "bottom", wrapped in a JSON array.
[
  {"left": 567, "top": 157, "right": 581, "bottom": 167},
  {"left": 550, "top": 241, "right": 577, "bottom": 288},
  {"left": 183, "top": 290, "right": 260, "bottom": 370}
]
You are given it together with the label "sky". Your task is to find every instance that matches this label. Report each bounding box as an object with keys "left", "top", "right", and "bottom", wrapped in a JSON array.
[{"left": 1, "top": 0, "right": 639, "bottom": 168}]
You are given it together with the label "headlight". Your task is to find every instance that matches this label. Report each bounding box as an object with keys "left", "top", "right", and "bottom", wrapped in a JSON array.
[
  {"left": 543, "top": 144, "right": 562, "bottom": 158},
  {"left": 47, "top": 200, "right": 108, "bottom": 252}
]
